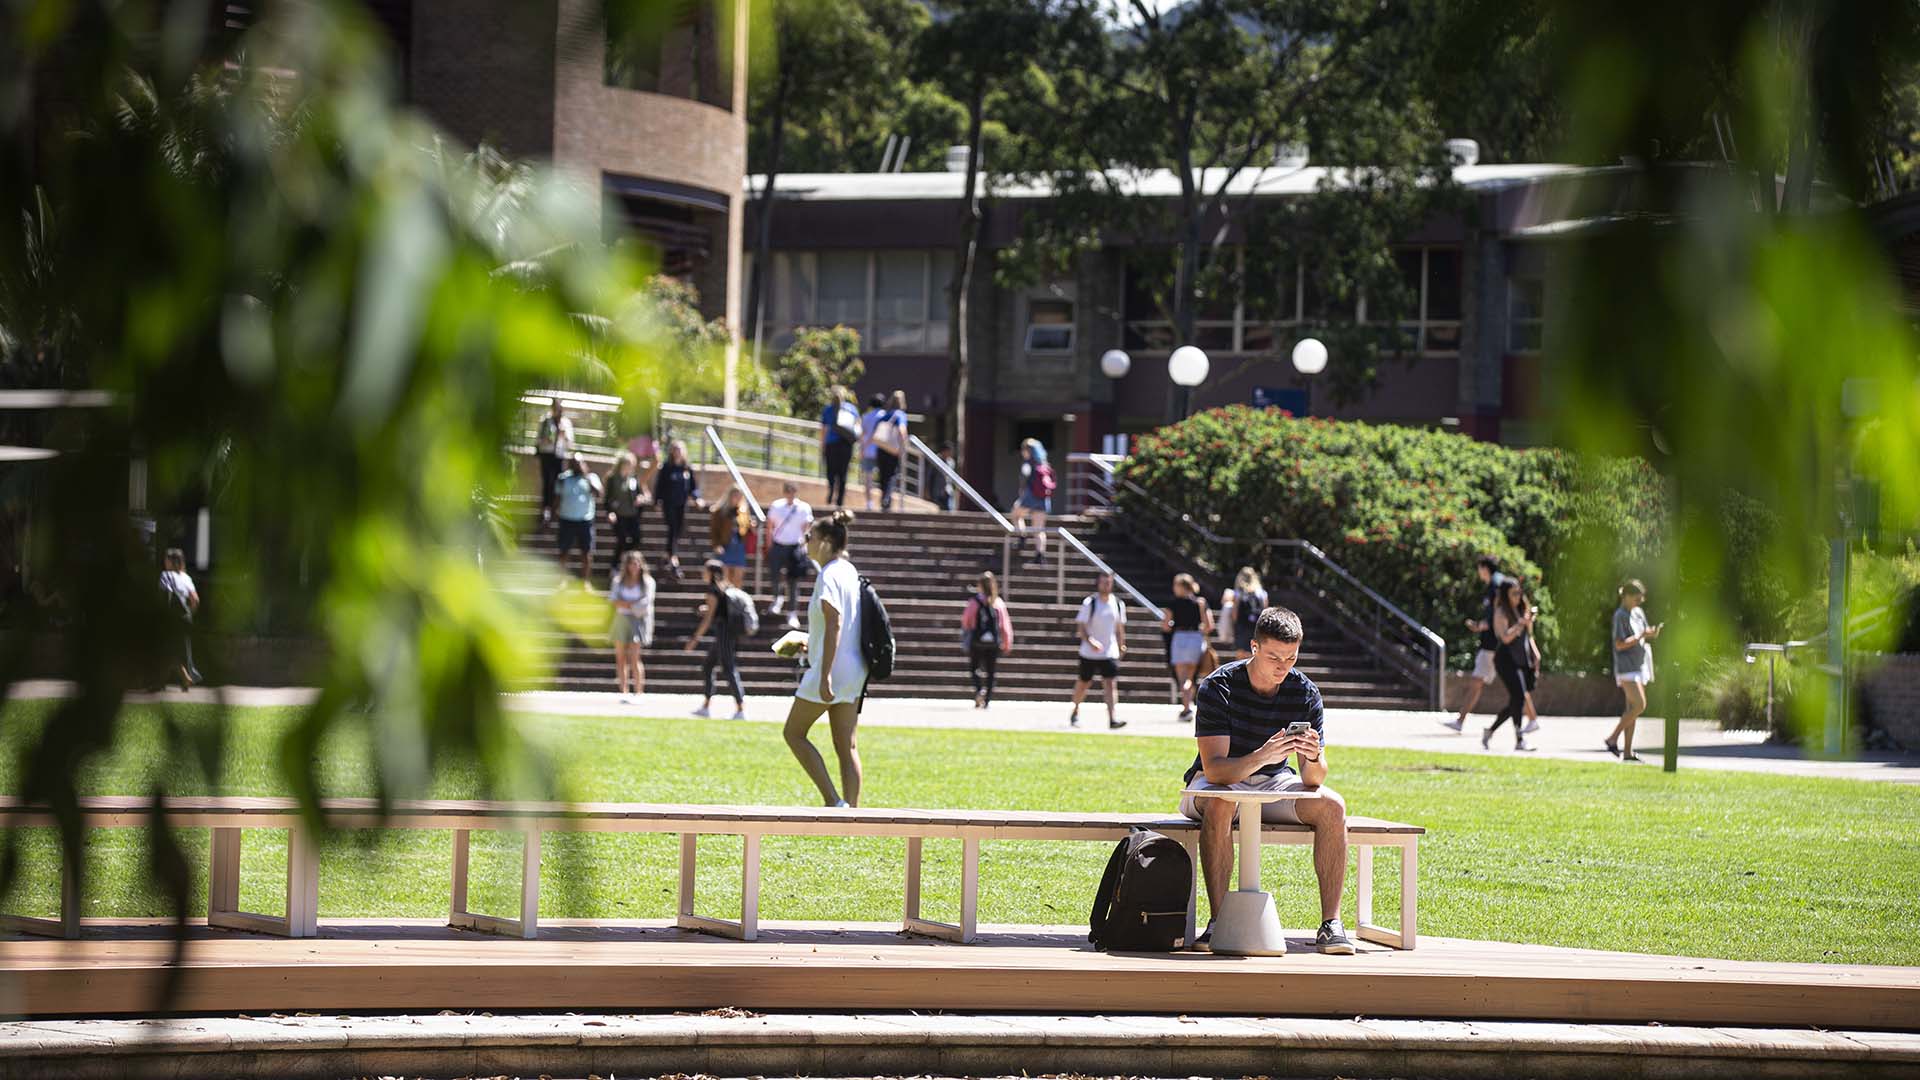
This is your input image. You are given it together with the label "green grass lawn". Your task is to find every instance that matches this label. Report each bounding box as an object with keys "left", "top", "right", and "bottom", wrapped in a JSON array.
[{"left": 3, "top": 701, "right": 1917, "bottom": 966}]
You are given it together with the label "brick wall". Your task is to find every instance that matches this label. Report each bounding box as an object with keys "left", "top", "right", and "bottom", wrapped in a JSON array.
[
  {"left": 1858, "top": 653, "right": 1920, "bottom": 749},
  {"left": 408, "top": 0, "right": 559, "bottom": 158}
]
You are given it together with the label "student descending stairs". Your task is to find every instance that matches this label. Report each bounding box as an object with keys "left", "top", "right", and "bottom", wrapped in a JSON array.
[{"left": 509, "top": 503, "right": 1430, "bottom": 709}]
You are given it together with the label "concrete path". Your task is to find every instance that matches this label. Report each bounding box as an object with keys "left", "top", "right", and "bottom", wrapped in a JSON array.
[
  {"left": 10, "top": 680, "right": 1918, "bottom": 783},
  {"left": 3, "top": 1012, "right": 1915, "bottom": 1080}
]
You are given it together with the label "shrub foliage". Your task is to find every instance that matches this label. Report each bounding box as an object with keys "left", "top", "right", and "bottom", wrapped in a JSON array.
[{"left": 1117, "top": 407, "right": 1669, "bottom": 673}]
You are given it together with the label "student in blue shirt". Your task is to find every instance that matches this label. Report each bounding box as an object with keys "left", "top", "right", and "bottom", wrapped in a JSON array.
[{"left": 817, "top": 385, "right": 859, "bottom": 508}]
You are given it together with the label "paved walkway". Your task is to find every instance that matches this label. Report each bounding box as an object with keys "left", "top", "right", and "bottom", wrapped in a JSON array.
[{"left": 11, "top": 680, "right": 1918, "bottom": 783}]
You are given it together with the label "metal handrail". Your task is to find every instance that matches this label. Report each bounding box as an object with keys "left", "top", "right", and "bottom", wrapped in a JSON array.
[
  {"left": 1056, "top": 527, "right": 1158, "bottom": 614},
  {"left": 662, "top": 400, "right": 927, "bottom": 431},
  {"left": 907, "top": 434, "right": 1014, "bottom": 533},
  {"left": 705, "top": 425, "right": 766, "bottom": 594}
]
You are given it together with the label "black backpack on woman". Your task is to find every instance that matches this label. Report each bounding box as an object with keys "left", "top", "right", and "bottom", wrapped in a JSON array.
[{"left": 965, "top": 594, "right": 998, "bottom": 651}]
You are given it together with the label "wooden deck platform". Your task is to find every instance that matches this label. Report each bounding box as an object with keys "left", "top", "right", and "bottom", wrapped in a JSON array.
[{"left": 6, "top": 919, "right": 1917, "bottom": 1028}]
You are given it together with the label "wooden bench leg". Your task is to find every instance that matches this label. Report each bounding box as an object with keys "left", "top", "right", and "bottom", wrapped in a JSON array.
[
  {"left": 207, "top": 825, "right": 319, "bottom": 938},
  {"left": 1354, "top": 839, "right": 1417, "bottom": 950},
  {"left": 676, "top": 831, "right": 759, "bottom": 941},
  {"left": 902, "top": 835, "right": 981, "bottom": 944},
  {"left": 1, "top": 847, "right": 81, "bottom": 939},
  {"left": 448, "top": 826, "right": 540, "bottom": 939}
]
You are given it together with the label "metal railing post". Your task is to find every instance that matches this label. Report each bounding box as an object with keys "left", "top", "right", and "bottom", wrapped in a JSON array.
[
  {"left": 1002, "top": 534, "right": 1011, "bottom": 586},
  {"left": 1056, "top": 539, "right": 1066, "bottom": 604}
]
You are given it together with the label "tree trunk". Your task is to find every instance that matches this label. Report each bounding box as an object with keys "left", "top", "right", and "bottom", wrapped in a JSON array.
[
  {"left": 746, "top": 55, "right": 792, "bottom": 368},
  {"left": 944, "top": 81, "right": 987, "bottom": 475}
]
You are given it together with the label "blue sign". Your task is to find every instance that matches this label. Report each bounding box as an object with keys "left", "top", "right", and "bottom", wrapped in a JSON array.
[{"left": 1251, "top": 386, "right": 1310, "bottom": 416}]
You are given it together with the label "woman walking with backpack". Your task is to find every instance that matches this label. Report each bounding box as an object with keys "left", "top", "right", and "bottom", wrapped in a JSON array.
[
  {"left": 608, "top": 550, "right": 655, "bottom": 702},
  {"left": 818, "top": 385, "right": 859, "bottom": 507},
  {"left": 1220, "top": 565, "right": 1268, "bottom": 660},
  {"left": 1162, "top": 573, "right": 1214, "bottom": 722},
  {"left": 782, "top": 510, "right": 869, "bottom": 807},
  {"left": 960, "top": 571, "right": 1014, "bottom": 708},
  {"left": 1481, "top": 579, "right": 1538, "bottom": 752},
  {"left": 685, "top": 558, "right": 749, "bottom": 720},
  {"left": 871, "top": 390, "right": 909, "bottom": 512},
  {"left": 709, "top": 486, "right": 753, "bottom": 590},
  {"left": 1009, "top": 438, "right": 1054, "bottom": 561}
]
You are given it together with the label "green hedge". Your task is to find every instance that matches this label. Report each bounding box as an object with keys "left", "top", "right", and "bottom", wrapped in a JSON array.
[{"left": 1117, "top": 407, "right": 1669, "bottom": 673}]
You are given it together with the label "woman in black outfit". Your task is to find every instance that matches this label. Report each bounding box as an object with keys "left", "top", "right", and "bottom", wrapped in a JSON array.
[
  {"left": 1160, "top": 573, "right": 1214, "bottom": 723},
  {"left": 1482, "top": 579, "right": 1537, "bottom": 752},
  {"left": 960, "top": 571, "right": 1013, "bottom": 708},
  {"left": 651, "top": 440, "right": 703, "bottom": 579}
]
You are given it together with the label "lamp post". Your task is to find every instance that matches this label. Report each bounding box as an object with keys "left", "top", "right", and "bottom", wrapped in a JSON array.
[
  {"left": 1100, "top": 349, "right": 1131, "bottom": 380},
  {"left": 1169, "top": 345, "right": 1208, "bottom": 420},
  {"left": 1292, "top": 337, "right": 1328, "bottom": 376}
]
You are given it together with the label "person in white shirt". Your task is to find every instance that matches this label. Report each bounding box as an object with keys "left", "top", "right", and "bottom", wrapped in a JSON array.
[
  {"left": 159, "top": 547, "right": 201, "bottom": 689},
  {"left": 607, "top": 550, "right": 655, "bottom": 703},
  {"left": 782, "top": 510, "right": 869, "bottom": 807},
  {"left": 764, "top": 481, "right": 814, "bottom": 629},
  {"left": 1069, "top": 571, "right": 1128, "bottom": 730}
]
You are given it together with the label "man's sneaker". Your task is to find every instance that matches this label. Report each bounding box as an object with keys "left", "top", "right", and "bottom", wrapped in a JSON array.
[
  {"left": 1109, "top": 718, "right": 1128, "bottom": 730},
  {"left": 1521, "top": 719, "right": 1540, "bottom": 735},
  {"left": 1069, "top": 711, "right": 1081, "bottom": 728},
  {"left": 1440, "top": 716, "right": 1465, "bottom": 732},
  {"left": 692, "top": 705, "right": 711, "bottom": 718},
  {"left": 1177, "top": 708, "right": 1193, "bottom": 723},
  {"left": 1515, "top": 737, "right": 1535, "bottom": 752},
  {"left": 1190, "top": 923, "right": 1214, "bottom": 953},
  {"left": 731, "top": 707, "right": 748, "bottom": 720},
  {"left": 1317, "top": 919, "right": 1357, "bottom": 954},
  {"left": 769, "top": 597, "right": 784, "bottom": 615},
  {"left": 785, "top": 613, "right": 801, "bottom": 630}
]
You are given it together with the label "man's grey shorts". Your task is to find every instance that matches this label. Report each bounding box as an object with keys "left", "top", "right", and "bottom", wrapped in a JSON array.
[{"left": 1179, "top": 771, "right": 1309, "bottom": 824}]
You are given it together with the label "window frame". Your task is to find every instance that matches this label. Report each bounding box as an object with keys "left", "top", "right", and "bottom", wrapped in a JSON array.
[
  {"left": 1023, "top": 296, "right": 1077, "bottom": 354},
  {"left": 1507, "top": 274, "right": 1546, "bottom": 355},
  {"left": 766, "top": 250, "right": 954, "bottom": 354}
]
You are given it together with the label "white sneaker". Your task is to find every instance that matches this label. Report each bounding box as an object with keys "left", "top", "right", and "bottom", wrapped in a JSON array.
[
  {"left": 619, "top": 694, "right": 633, "bottom": 704},
  {"left": 731, "top": 707, "right": 747, "bottom": 720},
  {"left": 785, "top": 613, "right": 800, "bottom": 630},
  {"left": 769, "top": 597, "right": 784, "bottom": 615},
  {"left": 1440, "top": 717, "right": 1465, "bottom": 732},
  {"left": 1522, "top": 719, "right": 1540, "bottom": 734},
  {"left": 692, "top": 705, "right": 711, "bottom": 718}
]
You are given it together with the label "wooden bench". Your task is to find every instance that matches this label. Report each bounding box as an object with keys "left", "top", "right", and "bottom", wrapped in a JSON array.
[{"left": 0, "top": 797, "right": 1422, "bottom": 949}]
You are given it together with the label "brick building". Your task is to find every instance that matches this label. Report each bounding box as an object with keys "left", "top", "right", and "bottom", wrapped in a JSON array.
[{"left": 746, "top": 157, "right": 1637, "bottom": 501}]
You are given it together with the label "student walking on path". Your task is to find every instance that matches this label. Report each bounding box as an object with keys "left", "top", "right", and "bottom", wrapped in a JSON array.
[
  {"left": 651, "top": 439, "right": 702, "bottom": 579},
  {"left": 607, "top": 550, "right": 655, "bottom": 702},
  {"left": 858, "top": 394, "right": 886, "bottom": 510},
  {"left": 765, "top": 481, "right": 813, "bottom": 629},
  {"left": 1220, "top": 566, "right": 1269, "bottom": 660},
  {"left": 871, "top": 390, "right": 909, "bottom": 511},
  {"left": 1163, "top": 573, "right": 1215, "bottom": 722},
  {"left": 1443, "top": 555, "right": 1505, "bottom": 732},
  {"left": 603, "top": 451, "right": 648, "bottom": 581},
  {"left": 818, "top": 385, "right": 859, "bottom": 508},
  {"left": 783, "top": 510, "right": 869, "bottom": 807},
  {"left": 159, "top": 547, "right": 202, "bottom": 689},
  {"left": 554, "top": 453, "right": 603, "bottom": 586},
  {"left": 535, "top": 399, "right": 573, "bottom": 529},
  {"left": 709, "top": 487, "right": 752, "bottom": 590},
  {"left": 1606, "top": 579, "right": 1661, "bottom": 762},
  {"left": 685, "top": 558, "right": 749, "bottom": 720},
  {"left": 1009, "top": 438, "right": 1054, "bottom": 560},
  {"left": 1069, "top": 571, "right": 1129, "bottom": 729},
  {"left": 1481, "top": 579, "right": 1538, "bottom": 752},
  {"left": 960, "top": 571, "right": 1013, "bottom": 709}
]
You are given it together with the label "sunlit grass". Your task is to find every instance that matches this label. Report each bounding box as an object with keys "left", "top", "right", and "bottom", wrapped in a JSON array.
[{"left": 2, "top": 701, "right": 1916, "bottom": 966}]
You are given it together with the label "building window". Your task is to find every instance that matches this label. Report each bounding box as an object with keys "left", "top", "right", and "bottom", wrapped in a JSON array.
[
  {"left": 1120, "top": 246, "right": 1460, "bottom": 357},
  {"left": 1508, "top": 276, "right": 1545, "bottom": 353},
  {"left": 605, "top": 0, "right": 734, "bottom": 110},
  {"left": 766, "top": 251, "right": 953, "bottom": 352},
  {"left": 1024, "top": 298, "right": 1075, "bottom": 353}
]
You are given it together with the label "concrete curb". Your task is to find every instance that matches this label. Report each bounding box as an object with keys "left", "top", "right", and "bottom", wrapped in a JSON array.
[{"left": 3, "top": 1012, "right": 1916, "bottom": 1080}]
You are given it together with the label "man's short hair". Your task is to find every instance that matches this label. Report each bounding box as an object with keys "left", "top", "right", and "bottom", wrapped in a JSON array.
[
  {"left": 1476, "top": 554, "right": 1500, "bottom": 573},
  {"left": 1253, "top": 606, "right": 1304, "bottom": 645}
]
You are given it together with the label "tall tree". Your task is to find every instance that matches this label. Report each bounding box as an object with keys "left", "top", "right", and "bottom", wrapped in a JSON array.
[
  {"left": 912, "top": 0, "right": 1071, "bottom": 461},
  {"left": 1005, "top": 0, "right": 1458, "bottom": 403},
  {"left": 742, "top": 0, "right": 925, "bottom": 366}
]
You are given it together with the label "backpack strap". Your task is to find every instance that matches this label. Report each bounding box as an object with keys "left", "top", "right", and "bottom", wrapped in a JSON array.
[{"left": 1086, "top": 830, "right": 1134, "bottom": 946}]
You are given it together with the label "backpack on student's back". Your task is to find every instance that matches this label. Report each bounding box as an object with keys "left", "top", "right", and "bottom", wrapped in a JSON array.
[
  {"left": 834, "top": 402, "right": 861, "bottom": 440},
  {"left": 1088, "top": 828, "right": 1193, "bottom": 952},
  {"left": 857, "top": 574, "right": 895, "bottom": 680},
  {"left": 724, "top": 586, "right": 759, "bottom": 636},
  {"left": 1032, "top": 462, "right": 1057, "bottom": 498}
]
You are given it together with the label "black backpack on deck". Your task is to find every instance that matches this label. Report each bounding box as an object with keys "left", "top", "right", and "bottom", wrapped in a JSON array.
[
  {"left": 857, "top": 574, "right": 895, "bottom": 680},
  {"left": 1088, "top": 828, "right": 1194, "bottom": 952}
]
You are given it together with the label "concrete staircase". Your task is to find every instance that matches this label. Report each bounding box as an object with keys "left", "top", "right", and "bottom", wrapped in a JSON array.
[{"left": 510, "top": 505, "right": 1428, "bottom": 709}]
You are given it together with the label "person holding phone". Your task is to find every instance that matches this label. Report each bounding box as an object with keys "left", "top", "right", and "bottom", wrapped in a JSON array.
[
  {"left": 1606, "top": 578, "right": 1661, "bottom": 761},
  {"left": 1178, "top": 607, "right": 1354, "bottom": 956}
]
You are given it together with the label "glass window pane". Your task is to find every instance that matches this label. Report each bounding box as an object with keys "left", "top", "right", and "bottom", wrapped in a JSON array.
[
  {"left": 817, "top": 252, "right": 867, "bottom": 326},
  {"left": 1241, "top": 323, "right": 1275, "bottom": 354},
  {"left": 874, "top": 324, "right": 926, "bottom": 352},
  {"left": 931, "top": 249, "right": 956, "bottom": 305},
  {"left": 1509, "top": 322, "right": 1543, "bottom": 353},
  {"left": 1195, "top": 324, "right": 1234, "bottom": 351},
  {"left": 1427, "top": 249, "right": 1463, "bottom": 320},
  {"left": 927, "top": 319, "right": 950, "bottom": 352},
  {"left": 1125, "top": 323, "right": 1175, "bottom": 350},
  {"left": 1302, "top": 268, "right": 1351, "bottom": 321},
  {"left": 773, "top": 253, "right": 815, "bottom": 326},
  {"left": 1396, "top": 249, "right": 1425, "bottom": 311},
  {"left": 1425, "top": 322, "right": 1461, "bottom": 353},
  {"left": 1244, "top": 253, "right": 1296, "bottom": 321},
  {"left": 875, "top": 251, "right": 927, "bottom": 324},
  {"left": 1123, "top": 259, "right": 1169, "bottom": 323},
  {"left": 1027, "top": 298, "right": 1074, "bottom": 352},
  {"left": 1508, "top": 276, "right": 1544, "bottom": 322}
]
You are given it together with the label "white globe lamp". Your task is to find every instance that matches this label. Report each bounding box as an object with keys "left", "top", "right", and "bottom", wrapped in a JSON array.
[
  {"left": 1168, "top": 345, "right": 1210, "bottom": 387},
  {"left": 1292, "top": 337, "right": 1328, "bottom": 376},
  {"left": 1100, "top": 349, "right": 1131, "bottom": 379}
]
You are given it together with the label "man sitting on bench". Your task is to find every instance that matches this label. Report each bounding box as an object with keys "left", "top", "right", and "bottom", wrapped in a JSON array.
[{"left": 1179, "top": 606, "right": 1355, "bottom": 954}]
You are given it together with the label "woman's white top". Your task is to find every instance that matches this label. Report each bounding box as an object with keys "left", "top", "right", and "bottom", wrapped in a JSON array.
[
  {"left": 611, "top": 575, "right": 655, "bottom": 646},
  {"left": 797, "top": 556, "right": 868, "bottom": 705}
]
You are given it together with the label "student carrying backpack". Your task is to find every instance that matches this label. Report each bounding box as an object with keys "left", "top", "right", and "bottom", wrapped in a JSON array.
[
  {"left": 725, "top": 585, "right": 759, "bottom": 637},
  {"left": 1088, "top": 827, "right": 1194, "bottom": 952}
]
